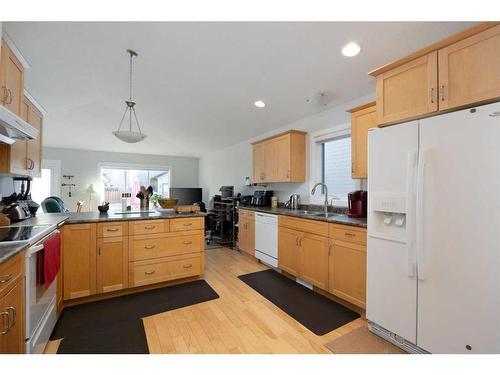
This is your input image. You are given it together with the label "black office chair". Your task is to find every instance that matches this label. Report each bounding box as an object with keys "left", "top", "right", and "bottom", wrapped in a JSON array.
[{"left": 194, "top": 201, "right": 220, "bottom": 245}]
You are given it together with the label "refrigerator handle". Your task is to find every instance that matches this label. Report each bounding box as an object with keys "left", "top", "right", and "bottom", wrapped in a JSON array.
[
  {"left": 416, "top": 149, "right": 428, "bottom": 281},
  {"left": 406, "top": 151, "right": 418, "bottom": 278}
]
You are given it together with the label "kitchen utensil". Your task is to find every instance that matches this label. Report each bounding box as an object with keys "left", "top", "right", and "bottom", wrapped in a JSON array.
[
  {"left": 136, "top": 191, "right": 144, "bottom": 199},
  {"left": 147, "top": 186, "right": 153, "bottom": 198}
]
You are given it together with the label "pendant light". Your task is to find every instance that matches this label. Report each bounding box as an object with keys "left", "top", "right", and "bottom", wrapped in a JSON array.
[{"left": 113, "top": 49, "right": 147, "bottom": 143}]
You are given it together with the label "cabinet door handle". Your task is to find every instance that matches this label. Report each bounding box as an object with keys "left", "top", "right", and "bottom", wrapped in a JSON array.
[
  {"left": 6, "top": 307, "right": 16, "bottom": 329},
  {"left": 440, "top": 85, "right": 445, "bottom": 101},
  {"left": 286, "top": 170, "right": 290, "bottom": 178},
  {"left": 328, "top": 243, "right": 332, "bottom": 256},
  {"left": 106, "top": 228, "right": 119, "bottom": 232},
  {"left": 1, "top": 86, "right": 8, "bottom": 104},
  {"left": 0, "top": 274, "right": 13, "bottom": 284},
  {"left": 183, "top": 264, "right": 193, "bottom": 269},
  {"left": 344, "top": 232, "right": 355, "bottom": 237},
  {"left": 0, "top": 311, "right": 10, "bottom": 335},
  {"left": 6, "top": 88, "right": 13, "bottom": 104},
  {"left": 98, "top": 246, "right": 101, "bottom": 255},
  {"left": 144, "top": 244, "right": 155, "bottom": 250},
  {"left": 183, "top": 241, "right": 192, "bottom": 245},
  {"left": 295, "top": 237, "right": 298, "bottom": 246},
  {"left": 144, "top": 270, "right": 156, "bottom": 275},
  {"left": 429, "top": 87, "right": 435, "bottom": 104},
  {"left": 183, "top": 223, "right": 193, "bottom": 226},
  {"left": 144, "top": 225, "right": 156, "bottom": 230}
]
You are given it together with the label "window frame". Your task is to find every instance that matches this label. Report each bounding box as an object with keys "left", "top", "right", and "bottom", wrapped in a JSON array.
[
  {"left": 97, "top": 162, "right": 172, "bottom": 206},
  {"left": 309, "top": 123, "right": 360, "bottom": 207}
]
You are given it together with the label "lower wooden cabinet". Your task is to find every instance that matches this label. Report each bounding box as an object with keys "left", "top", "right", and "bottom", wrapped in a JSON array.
[
  {"left": 62, "top": 218, "right": 205, "bottom": 302},
  {"left": 0, "top": 274, "right": 24, "bottom": 354},
  {"left": 97, "top": 236, "right": 129, "bottom": 294},
  {"left": 62, "top": 223, "right": 97, "bottom": 300},
  {"left": 328, "top": 239, "right": 367, "bottom": 308},
  {"left": 238, "top": 209, "right": 255, "bottom": 256},
  {"left": 299, "top": 233, "right": 329, "bottom": 290},
  {"left": 278, "top": 227, "right": 300, "bottom": 276},
  {"left": 277, "top": 217, "right": 367, "bottom": 309}
]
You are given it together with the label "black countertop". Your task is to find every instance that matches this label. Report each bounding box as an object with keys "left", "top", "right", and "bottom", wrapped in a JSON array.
[{"left": 238, "top": 206, "right": 367, "bottom": 228}]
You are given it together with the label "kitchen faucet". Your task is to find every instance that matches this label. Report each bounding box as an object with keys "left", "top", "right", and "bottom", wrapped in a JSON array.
[{"left": 311, "top": 182, "right": 329, "bottom": 217}]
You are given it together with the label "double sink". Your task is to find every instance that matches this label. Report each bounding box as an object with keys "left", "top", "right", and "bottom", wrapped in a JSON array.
[{"left": 289, "top": 209, "right": 345, "bottom": 219}]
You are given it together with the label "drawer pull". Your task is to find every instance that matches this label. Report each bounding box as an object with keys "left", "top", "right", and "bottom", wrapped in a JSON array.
[
  {"left": 183, "top": 223, "right": 193, "bottom": 226},
  {"left": 106, "top": 228, "right": 119, "bottom": 232},
  {"left": 183, "top": 264, "right": 193, "bottom": 269},
  {"left": 344, "top": 232, "right": 355, "bottom": 237},
  {"left": 0, "top": 274, "right": 13, "bottom": 284},
  {"left": 183, "top": 241, "right": 193, "bottom": 245},
  {"left": 144, "top": 245, "right": 156, "bottom": 250},
  {"left": 0, "top": 311, "right": 10, "bottom": 335},
  {"left": 144, "top": 225, "right": 156, "bottom": 230},
  {"left": 144, "top": 270, "right": 156, "bottom": 275}
]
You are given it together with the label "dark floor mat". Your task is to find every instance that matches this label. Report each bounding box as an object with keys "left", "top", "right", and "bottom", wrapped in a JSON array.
[
  {"left": 238, "top": 269, "right": 359, "bottom": 336},
  {"left": 52, "top": 279, "right": 219, "bottom": 354}
]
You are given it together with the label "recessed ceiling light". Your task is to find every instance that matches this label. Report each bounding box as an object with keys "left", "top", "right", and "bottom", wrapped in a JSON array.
[
  {"left": 254, "top": 100, "right": 266, "bottom": 108},
  {"left": 341, "top": 42, "right": 361, "bottom": 57}
]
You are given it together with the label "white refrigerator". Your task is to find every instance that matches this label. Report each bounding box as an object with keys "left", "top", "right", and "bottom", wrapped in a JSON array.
[{"left": 366, "top": 102, "right": 500, "bottom": 354}]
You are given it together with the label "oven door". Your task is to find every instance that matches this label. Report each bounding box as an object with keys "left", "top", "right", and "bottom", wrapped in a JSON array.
[{"left": 25, "top": 230, "right": 59, "bottom": 342}]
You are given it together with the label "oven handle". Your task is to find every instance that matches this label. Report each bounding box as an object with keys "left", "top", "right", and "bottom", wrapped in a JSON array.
[{"left": 26, "top": 230, "right": 60, "bottom": 257}]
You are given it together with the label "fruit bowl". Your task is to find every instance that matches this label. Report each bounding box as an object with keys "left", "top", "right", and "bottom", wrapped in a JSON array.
[{"left": 157, "top": 198, "right": 179, "bottom": 208}]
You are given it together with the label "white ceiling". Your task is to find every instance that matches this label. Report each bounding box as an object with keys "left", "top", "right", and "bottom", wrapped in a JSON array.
[{"left": 5, "top": 22, "right": 474, "bottom": 157}]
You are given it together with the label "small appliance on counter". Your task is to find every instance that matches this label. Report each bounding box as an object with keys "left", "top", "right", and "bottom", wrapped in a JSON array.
[
  {"left": 251, "top": 190, "right": 273, "bottom": 207},
  {"left": 219, "top": 186, "right": 234, "bottom": 198},
  {"left": 347, "top": 190, "right": 367, "bottom": 218},
  {"left": 285, "top": 194, "right": 301, "bottom": 209}
]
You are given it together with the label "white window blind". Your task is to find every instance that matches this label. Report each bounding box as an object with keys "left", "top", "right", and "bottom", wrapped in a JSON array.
[{"left": 322, "top": 136, "right": 358, "bottom": 202}]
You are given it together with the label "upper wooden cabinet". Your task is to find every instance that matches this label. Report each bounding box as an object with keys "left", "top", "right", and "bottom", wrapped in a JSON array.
[
  {"left": 0, "top": 40, "right": 24, "bottom": 116},
  {"left": 438, "top": 25, "right": 500, "bottom": 111},
  {"left": 0, "top": 95, "right": 44, "bottom": 176},
  {"left": 375, "top": 52, "right": 438, "bottom": 125},
  {"left": 348, "top": 102, "right": 378, "bottom": 179},
  {"left": 26, "top": 98, "right": 43, "bottom": 178},
  {"left": 370, "top": 23, "right": 500, "bottom": 126},
  {"left": 252, "top": 130, "right": 306, "bottom": 183}
]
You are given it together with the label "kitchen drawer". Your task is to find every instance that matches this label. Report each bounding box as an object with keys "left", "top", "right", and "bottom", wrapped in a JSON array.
[
  {"left": 239, "top": 209, "right": 255, "bottom": 220},
  {"left": 129, "top": 231, "right": 204, "bottom": 261},
  {"left": 170, "top": 217, "right": 204, "bottom": 232},
  {"left": 0, "top": 252, "right": 24, "bottom": 297},
  {"left": 129, "top": 220, "right": 168, "bottom": 235},
  {"left": 97, "top": 222, "right": 128, "bottom": 238},
  {"left": 129, "top": 254, "right": 203, "bottom": 287},
  {"left": 329, "top": 224, "right": 366, "bottom": 245},
  {"left": 278, "top": 215, "right": 328, "bottom": 237}
]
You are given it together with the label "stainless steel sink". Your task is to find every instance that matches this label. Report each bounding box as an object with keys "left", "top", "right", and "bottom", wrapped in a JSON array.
[{"left": 311, "top": 212, "right": 344, "bottom": 218}]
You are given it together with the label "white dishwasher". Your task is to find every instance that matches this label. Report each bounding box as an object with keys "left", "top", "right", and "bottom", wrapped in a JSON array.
[{"left": 254, "top": 212, "right": 278, "bottom": 267}]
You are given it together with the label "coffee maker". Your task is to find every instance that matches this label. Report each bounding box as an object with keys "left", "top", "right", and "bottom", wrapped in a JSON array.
[
  {"left": 348, "top": 190, "right": 367, "bottom": 218},
  {"left": 251, "top": 190, "right": 273, "bottom": 207}
]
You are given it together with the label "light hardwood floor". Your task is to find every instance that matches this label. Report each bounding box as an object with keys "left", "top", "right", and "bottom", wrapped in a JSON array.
[
  {"left": 143, "top": 248, "right": 366, "bottom": 354},
  {"left": 46, "top": 247, "right": 366, "bottom": 354}
]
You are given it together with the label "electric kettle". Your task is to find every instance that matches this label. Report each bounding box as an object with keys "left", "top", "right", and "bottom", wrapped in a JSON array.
[{"left": 286, "top": 194, "right": 301, "bottom": 210}]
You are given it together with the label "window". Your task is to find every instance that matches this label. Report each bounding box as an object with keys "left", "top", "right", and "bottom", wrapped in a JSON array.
[
  {"left": 31, "top": 160, "right": 61, "bottom": 205},
  {"left": 321, "top": 136, "right": 359, "bottom": 202},
  {"left": 99, "top": 164, "right": 170, "bottom": 211}
]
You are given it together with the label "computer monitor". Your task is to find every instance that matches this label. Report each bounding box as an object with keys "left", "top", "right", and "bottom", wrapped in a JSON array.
[{"left": 169, "top": 188, "right": 203, "bottom": 205}]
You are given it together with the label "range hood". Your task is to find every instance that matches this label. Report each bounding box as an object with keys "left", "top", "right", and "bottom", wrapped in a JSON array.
[{"left": 0, "top": 105, "right": 38, "bottom": 144}]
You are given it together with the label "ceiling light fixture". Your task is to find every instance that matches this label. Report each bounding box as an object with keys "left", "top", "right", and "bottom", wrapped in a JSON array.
[
  {"left": 113, "top": 49, "right": 147, "bottom": 143},
  {"left": 254, "top": 100, "right": 266, "bottom": 108},
  {"left": 341, "top": 42, "right": 361, "bottom": 57}
]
